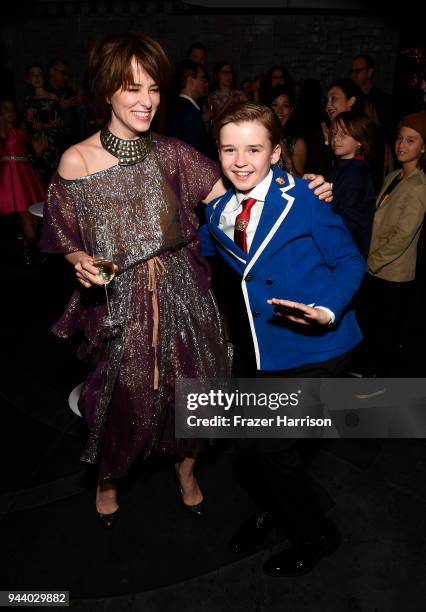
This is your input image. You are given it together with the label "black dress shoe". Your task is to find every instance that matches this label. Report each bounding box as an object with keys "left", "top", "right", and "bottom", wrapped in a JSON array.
[
  {"left": 263, "top": 519, "right": 340, "bottom": 577},
  {"left": 97, "top": 508, "right": 119, "bottom": 529},
  {"left": 229, "top": 511, "right": 275, "bottom": 554}
]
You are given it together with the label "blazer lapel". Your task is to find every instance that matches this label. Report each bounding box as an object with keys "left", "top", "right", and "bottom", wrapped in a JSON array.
[
  {"left": 245, "top": 169, "right": 295, "bottom": 276},
  {"left": 376, "top": 170, "right": 404, "bottom": 211},
  {"left": 207, "top": 190, "right": 248, "bottom": 264}
]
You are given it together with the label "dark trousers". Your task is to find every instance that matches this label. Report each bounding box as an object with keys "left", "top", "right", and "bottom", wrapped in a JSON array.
[
  {"left": 234, "top": 350, "right": 353, "bottom": 538},
  {"left": 356, "top": 274, "right": 415, "bottom": 376}
]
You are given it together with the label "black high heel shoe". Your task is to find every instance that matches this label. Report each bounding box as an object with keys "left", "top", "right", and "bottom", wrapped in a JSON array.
[
  {"left": 96, "top": 508, "right": 119, "bottom": 528},
  {"left": 174, "top": 464, "right": 206, "bottom": 517},
  {"left": 96, "top": 481, "right": 119, "bottom": 528}
]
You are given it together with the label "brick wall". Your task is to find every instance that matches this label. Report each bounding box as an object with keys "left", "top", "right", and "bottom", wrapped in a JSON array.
[{"left": 1, "top": 7, "right": 399, "bottom": 105}]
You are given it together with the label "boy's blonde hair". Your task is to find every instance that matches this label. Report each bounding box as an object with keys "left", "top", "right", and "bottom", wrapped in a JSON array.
[{"left": 214, "top": 101, "right": 282, "bottom": 147}]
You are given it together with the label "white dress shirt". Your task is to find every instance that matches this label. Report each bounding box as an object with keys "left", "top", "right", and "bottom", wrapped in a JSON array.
[
  {"left": 218, "top": 170, "right": 335, "bottom": 323},
  {"left": 179, "top": 94, "right": 200, "bottom": 111},
  {"left": 219, "top": 170, "right": 272, "bottom": 251}
]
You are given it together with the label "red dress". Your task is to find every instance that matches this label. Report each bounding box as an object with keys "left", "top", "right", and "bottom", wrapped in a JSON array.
[{"left": 0, "top": 127, "right": 46, "bottom": 214}]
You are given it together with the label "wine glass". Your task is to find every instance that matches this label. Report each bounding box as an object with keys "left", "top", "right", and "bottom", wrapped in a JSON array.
[
  {"left": 91, "top": 225, "right": 116, "bottom": 326},
  {"left": 204, "top": 97, "right": 215, "bottom": 133}
]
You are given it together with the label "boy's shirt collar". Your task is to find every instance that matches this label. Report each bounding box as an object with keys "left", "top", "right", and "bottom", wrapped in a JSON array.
[{"left": 234, "top": 169, "right": 273, "bottom": 207}]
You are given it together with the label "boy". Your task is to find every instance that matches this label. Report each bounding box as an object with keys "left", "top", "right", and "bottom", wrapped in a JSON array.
[{"left": 199, "top": 102, "right": 365, "bottom": 576}]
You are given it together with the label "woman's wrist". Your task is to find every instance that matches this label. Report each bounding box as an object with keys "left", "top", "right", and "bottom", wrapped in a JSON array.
[{"left": 65, "top": 250, "right": 89, "bottom": 266}]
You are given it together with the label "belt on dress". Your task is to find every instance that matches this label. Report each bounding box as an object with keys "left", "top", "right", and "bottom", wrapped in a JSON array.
[
  {"left": 147, "top": 256, "right": 165, "bottom": 390},
  {"left": 0, "top": 156, "right": 29, "bottom": 161}
]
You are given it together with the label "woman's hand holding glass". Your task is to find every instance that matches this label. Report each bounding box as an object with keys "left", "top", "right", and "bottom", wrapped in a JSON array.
[
  {"left": 73, "top": 252, "right": 117, "bottom": 288},
  {"left": 90, "top": 225, "right": 118, "bottom": 323},
  {"left": 65, "top": 228, "right": 121, "bottom": 336},
  {"left": 70, "top": 224, "right": 118, "bottom": 289}
]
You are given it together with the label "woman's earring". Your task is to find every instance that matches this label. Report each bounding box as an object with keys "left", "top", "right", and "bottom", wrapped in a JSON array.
[{"left": 106, "top": 100, "right": 111, "bottom": 106}]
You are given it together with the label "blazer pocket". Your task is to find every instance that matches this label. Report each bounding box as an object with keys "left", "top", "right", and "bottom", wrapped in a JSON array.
[{"left": 296, "top": 324, "right": 349, "bottom": 354}]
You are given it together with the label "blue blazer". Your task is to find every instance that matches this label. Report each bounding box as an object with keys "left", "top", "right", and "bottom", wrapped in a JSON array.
[
  {"left": 331, "top": 158, "right": 375, "bottom": 259},
  {"left": 199, "top": 167, "right": 366, "bottom": 371}
]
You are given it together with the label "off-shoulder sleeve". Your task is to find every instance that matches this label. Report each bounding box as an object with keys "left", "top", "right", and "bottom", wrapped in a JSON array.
[
  {"left": 176, "top": 139, "right": 221, "bottom": 207},
  {"left": 39, "top": 173, "right": 84, "bottom": 254}
]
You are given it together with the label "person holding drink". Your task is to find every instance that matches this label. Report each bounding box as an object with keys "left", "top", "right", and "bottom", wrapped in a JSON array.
[{"left": 40, "top": 32, "right": 332, "bottom": 527}]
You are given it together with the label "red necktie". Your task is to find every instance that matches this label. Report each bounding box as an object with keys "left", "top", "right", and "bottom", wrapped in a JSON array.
[{"left": 234, "top": 197, "right": 257, "bottom": 253}]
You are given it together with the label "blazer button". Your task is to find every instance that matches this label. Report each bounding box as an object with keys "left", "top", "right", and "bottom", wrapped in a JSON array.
[
  {"left": 265, "top": 279, "right": 273, "bottom": 285},
  {"left": 245, "top": 274, "right": 253, "bottom": 281},
  {"left": 252, "top": 311, "right": 259, "bottom": 318}
]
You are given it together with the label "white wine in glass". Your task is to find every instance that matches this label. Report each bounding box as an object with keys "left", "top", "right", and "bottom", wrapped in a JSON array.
[
  {"left": 93, "top": 258, "right": 116, "bottom": 285},
  {"left": 91, "top": 225, "right": 116, "bottom": 323}
]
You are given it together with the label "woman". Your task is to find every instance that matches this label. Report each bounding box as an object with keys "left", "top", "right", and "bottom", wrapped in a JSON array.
[
  {"left": 207, "top": 61, "right": 245, "bottom": 124},
  {"left": 360, "top": 110, "right": 426, "bottom": 376},
  {"left": 325, "top": 79, "right": 365, "bottom": 124},
  {"left": 261, "top": 65, "right": 293, "bottom": 99},
  {"left": 0, "top": 98, "right": 45, "bottom": 262},
  {"left": 266, "top": 85, "right": 307, "bottom": 176},
  {"left": 305, "top": 79, "right": 365, "bottom": 178},
  {"left": 40, "top": 32, "right": 331, "bottom": 526},
  {"left": 325, "top": 79, "right": 387, "bottom": 192},
  {"left": 23, "top": 64, "right": 63, "bottom": 184}
]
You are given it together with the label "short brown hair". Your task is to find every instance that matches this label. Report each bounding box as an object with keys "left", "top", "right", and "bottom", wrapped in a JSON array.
[
  {"left": 214, "top": 101, "right": 282, "bottom": 147},
  {"left": 88, "top": 32, "right": 171, "bottom": 125},
  {"left": 332, "top": 111, "right": 374, "bottom": 158}
]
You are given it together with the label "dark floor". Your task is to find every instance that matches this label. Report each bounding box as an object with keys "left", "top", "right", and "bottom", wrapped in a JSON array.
[{"left": 1, "top": 223, "right": 426, "bottom": 611}]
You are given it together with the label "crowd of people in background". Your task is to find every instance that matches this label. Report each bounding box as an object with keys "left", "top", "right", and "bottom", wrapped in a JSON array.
[
  {"left": 0, "top": 31, "right": 425, "bottom": 582},
  {"left": 0, "top": 41, "right": 425, "bottom": 381},
  {"left": 1, "top": 45, "right": 422, "bottom": 186}
]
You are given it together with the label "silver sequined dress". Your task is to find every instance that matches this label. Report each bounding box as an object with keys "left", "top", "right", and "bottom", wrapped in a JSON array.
[{"left": 40, "top": 134, "right": 230, "bottom": 480}]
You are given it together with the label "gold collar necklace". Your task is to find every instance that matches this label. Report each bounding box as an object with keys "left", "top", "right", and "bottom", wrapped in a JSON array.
[{"left": 100, "top": 127, "right": 153, "bottom": 166}]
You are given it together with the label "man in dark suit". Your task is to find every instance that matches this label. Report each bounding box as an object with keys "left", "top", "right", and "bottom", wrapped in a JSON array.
[
  {"left": 166, "top": 59, "right": 215, "bottom": 159},
  {"left": 350, "top": 54, "right": 395, "bottom": 143},
  {"left": 45, "top": 57, "right": 81, "bottom": 150}
]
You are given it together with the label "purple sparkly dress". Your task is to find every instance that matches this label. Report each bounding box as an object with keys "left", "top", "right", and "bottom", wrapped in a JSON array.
[{"left": 40, "top": 134, "right": 230, "bottom": 480}]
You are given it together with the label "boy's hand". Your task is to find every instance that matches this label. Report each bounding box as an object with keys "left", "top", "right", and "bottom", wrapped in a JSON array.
[
  {"left": 267, "top": 298, "right": 331, "bottom": 326},
  {"left": 303, "top": 174, "right": 333, "bottom": 203}
]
